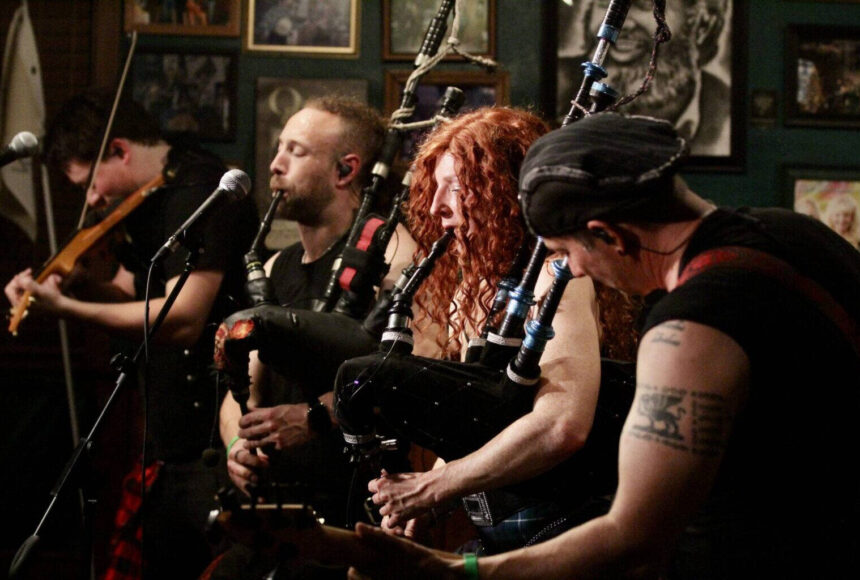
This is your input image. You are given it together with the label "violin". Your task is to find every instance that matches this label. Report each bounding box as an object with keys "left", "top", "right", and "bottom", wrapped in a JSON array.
[{"left": 7, "top": 173, "right": 164, "bottom": 335}]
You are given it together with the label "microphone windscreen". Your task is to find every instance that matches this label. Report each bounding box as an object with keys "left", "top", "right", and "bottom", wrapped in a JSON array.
[
  {"left": 219, "top": 169, "right": 251, "bottom": 201},
  {"left": 201, "top": 447, "right": 222, "bottom": 468},
  {"left": 11, "top": 131, "right": 39, "bottom": 155}
]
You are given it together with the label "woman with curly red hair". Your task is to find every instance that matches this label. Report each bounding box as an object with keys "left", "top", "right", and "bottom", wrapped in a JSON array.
[
  {"left": 406, "top": 107, "right": 547, "bottom": 357},
  {"left": 362, "top": 107, "right": 609, "bottom": 554}
]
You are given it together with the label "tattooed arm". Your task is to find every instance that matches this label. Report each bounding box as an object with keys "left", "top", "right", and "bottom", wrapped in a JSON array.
[
  {"left": 347, "top": 319, "right": 752, "bottom": 580},
  {"left": 427, "top": 319, "right": 747, "bottom": 579}
]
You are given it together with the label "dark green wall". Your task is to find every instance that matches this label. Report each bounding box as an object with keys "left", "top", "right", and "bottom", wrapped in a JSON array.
[{"left": 134, "top": 0, "right": 860, "bottom": 210}]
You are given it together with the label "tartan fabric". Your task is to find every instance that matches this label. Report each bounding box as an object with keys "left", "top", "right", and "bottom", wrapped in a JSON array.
[{"left": 102, "top": 461, "right": 163, "bottom": 580}]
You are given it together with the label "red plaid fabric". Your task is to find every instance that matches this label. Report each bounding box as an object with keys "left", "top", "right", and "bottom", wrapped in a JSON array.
[{"left": 102, "top": 461, "right": 163, "bottom": 580}]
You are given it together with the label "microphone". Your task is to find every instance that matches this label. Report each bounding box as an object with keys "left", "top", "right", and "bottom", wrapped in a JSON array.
[
  {"left": 201, "top": 447, "right": 221, "bottom": 468},
  {"left": 0, "top": 132, "right": 39, "bottom": 168},
  {"left": 151, "top": 168, "right": 251, "bottom": 263}
]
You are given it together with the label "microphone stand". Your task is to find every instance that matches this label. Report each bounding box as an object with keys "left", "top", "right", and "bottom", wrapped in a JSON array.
[{"left": 8, "top": 244, "right": 204, "bottom": 580}]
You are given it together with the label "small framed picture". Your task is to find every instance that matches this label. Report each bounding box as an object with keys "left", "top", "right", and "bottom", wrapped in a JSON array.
[
  {"left": 750, "top": 89, "right": 778, "bottom": 127},
  {"left": 246, "top": 0, "right": 359, "bottom": 56},
  {"left": 384, "top": 69, "right": 509, "bottom": 160},
  {"left": 255, "top": 77, "right": 368, "bottom": 249},
  {"left": 130, "top": 49, "right": 237, "bottom": 141},
  {"left": 784, "top": 165, "right": 860, "bottom": 251},
  {"left": 124, "top": 0, "right": 241, "bottom": 37},
  {"left": 785, "top": 24, "right": 860, "bottom": 128},
  {"left": 383, "top": 0, "right": 495, "bottom": 61}
]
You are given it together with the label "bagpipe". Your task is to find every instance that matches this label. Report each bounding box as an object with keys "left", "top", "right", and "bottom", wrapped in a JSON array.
[{"left": 334, "top": 0, "right": 673, "bottom": 512}]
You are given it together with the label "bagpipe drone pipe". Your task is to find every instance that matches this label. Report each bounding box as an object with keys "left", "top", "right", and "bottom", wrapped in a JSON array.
[{"left": 335, "top": 0, "right": 674, "bottom": 502}]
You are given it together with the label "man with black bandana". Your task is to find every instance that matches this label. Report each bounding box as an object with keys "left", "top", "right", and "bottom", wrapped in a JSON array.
[
  {"left": 4, "top": 89, "right": 258, "bottom": 578},
  {"left": 344, "top": 112, "right": 860, "bottom": 579}
]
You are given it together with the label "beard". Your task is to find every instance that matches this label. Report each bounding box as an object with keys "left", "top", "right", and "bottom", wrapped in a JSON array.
[
  {"left": 602, "top": 32, "right": 699, "bottom": 123},
  {"left": 273, "top": 181, "right": 335, "bottom": 225}
]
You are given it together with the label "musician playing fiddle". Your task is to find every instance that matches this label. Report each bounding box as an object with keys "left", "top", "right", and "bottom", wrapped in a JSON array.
[
  {"left": 4, "top": 89, "right": 258, "bottom": 578},
  {"left": 356, "top": 107, "right": 611, "bottom": 554}
]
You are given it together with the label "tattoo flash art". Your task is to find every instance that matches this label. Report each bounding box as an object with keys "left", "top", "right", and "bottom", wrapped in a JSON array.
[{"left": 630, "top": 384, "right": 728, "bottom": 457}]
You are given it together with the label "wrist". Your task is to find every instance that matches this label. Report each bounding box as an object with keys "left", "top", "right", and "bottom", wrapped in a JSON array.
[
  {"left": 226, "top": 435, "right": 240, "bottom": 459},
  {"left": 463, "top": 553, "right": 479, "bottom": 580}
]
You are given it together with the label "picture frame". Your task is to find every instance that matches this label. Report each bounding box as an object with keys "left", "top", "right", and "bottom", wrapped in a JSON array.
[
  {"left": 124, "top": 0, "right": 241, "bottom": 37},
  {"left": 383, "top": 0, "right": 495, "bottom": 61},
  {"left": 246, "top": 0, "right": 359, "bottom": 56},
  {"left": 783, "top": 165, "right": 860, "bottom": 250},
  {"left": 784, "top": 24, "right": 860, "bottom": 129},
  {"left": 555, "top": 0, "right": 746, "bottom": 171},
  {"left": 130, "top": 49, "right": 237, "bottom": 142},
  {"left": 384, "top": 69, "right": 509, "bottom": 161},
  {"left": 254, "top": 77, "right": 368, "bottom": 249},
  {"left": 750, "top": 89, "right": 779, "bottom": 127}
]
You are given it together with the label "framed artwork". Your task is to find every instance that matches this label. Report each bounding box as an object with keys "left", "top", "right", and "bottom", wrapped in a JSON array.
[
  {"left": 784, "top": 166, "right": 860, "bottom": 250},
  {"left": 784, "top": 25, "right": 860, "bottom": 129},
  {"left": 246, "top": 0, "right": 359, "bottom": 56},
  {"left": 383, "top": 0, "right": 495, "bottom": 61},
  {"left": 130, "top": 49, "right": 237, "bottom": 141},
  {"left": 124, "top": 0, "right": 241, "bottom": 36},
  {"left": 555, "top": 0, "right": 746, "bottom": 171},
  {"left": 750, "top": 89, "right": 778, "bottom": 127},
  {"left": 254, "top": 77, "right": 368, "bottom": 249},
  {"left": 384, "top": 69, "right": 509, "bottom": 161}
]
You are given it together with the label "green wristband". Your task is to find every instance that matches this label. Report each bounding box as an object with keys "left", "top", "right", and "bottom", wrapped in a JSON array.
[
  {"left": 226, "top": 435, "right": 240, "bottom": 459},
  {"left": 463, "top": 553, "right": 478, "bottom": 580}
]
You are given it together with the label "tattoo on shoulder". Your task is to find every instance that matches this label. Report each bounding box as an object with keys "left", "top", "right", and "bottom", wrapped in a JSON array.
[
  {"left": 627, "top": 383, "right": 728, "bottom": 457},
  {"left": 649, "top": 321, "right": 686, "bottom": 347}
]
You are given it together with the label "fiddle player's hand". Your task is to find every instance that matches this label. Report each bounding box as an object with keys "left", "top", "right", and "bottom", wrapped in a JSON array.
[
  {"left": 27, "top": 273, "right": 67, "bottom": 315},
  {"left": 238, "top": 403, "right": 312, "bottom": 451},
  {"left": 226, "top": 437, "right": 270, "bottom": 497},
  {"left": 5, "top": 268, "right": 32, "bottom": 307},
  {"left": 5, "top": 269, "right": 67, "bottom": 315},
  {"left": 369, "top": 469, "right": 437, "bottom": 530}
]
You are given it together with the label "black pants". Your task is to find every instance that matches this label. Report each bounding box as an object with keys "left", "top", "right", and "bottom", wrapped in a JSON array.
[{"left": 142, "top": 458, "right": 226, "bottom": 578}]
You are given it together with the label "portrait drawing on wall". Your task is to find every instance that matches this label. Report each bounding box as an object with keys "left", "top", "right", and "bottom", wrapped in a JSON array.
[{"left": 556, "top": 0, "right": 739, "bottom": 164}]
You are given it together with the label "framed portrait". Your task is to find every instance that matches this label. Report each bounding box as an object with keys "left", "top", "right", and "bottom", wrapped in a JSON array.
[
  {"left": 255, "top": 77, "right": 368, "bottom": 249},
  {"left": 124, "top": 0, "right": 241, "bottom": 36},
  {"left": 555, "top": 0, "right": 746, "bottom": 171},
  {"left": 383, "top": 0, "right": 495, "bottom": 61},
  {"left": 384, "top": 69, "right": 509, "bottom": 161},
  {"left": 784, "top": 166, "right": 860, "bottom": 250},
  {"left": 246, "top": 0, "right": 359, "bottom": 56},
  {"left": 130, "top": 49, "right": 237, "bottom": 141},
  {"left": 784, "top": 25, "right": 860, "bottom": 129}
]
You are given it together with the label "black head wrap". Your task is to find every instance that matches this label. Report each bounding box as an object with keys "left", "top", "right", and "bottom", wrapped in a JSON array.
[{"left": 519, "top": 113, "right": 688, "bottom": 237}]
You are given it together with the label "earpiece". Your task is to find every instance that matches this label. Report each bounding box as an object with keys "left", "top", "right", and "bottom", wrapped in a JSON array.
[
  {"left": 336, "top": 160, "right": 350, "bottom": 178},
  {"left": 592, "top": 228, "right": 614, "bottom": 244}
]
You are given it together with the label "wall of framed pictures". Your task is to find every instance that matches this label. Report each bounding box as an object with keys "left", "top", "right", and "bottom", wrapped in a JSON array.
[{"left": 10, "top": 0, "right": 860, "bottom": 224}]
